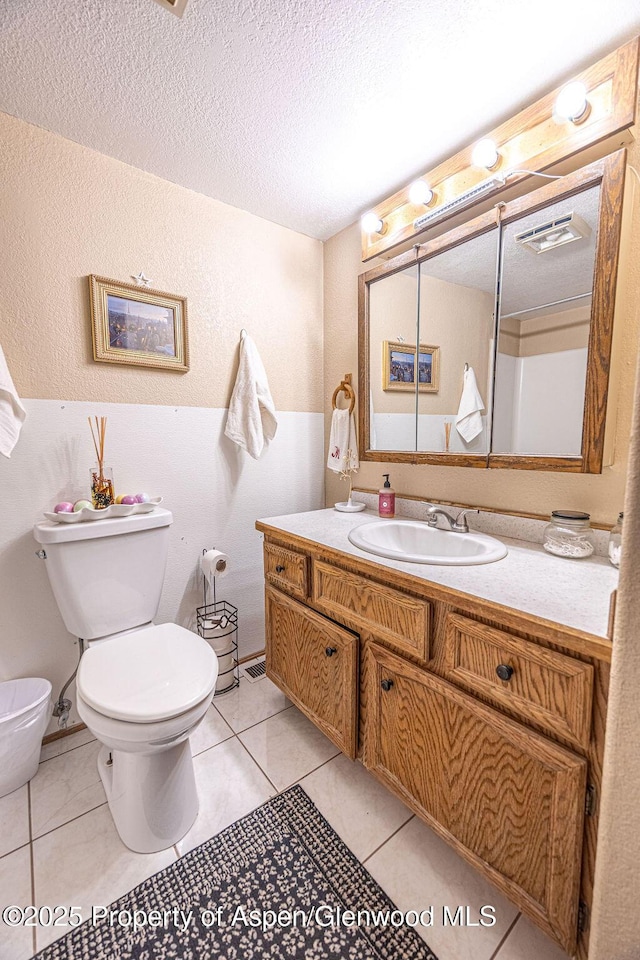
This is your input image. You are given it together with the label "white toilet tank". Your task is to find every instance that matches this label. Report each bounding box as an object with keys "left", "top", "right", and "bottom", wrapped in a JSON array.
[{"left": 34, "top": 509, "right": 173, "bottom": 641}]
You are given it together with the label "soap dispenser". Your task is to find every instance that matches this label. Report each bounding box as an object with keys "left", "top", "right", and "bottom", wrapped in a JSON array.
[{"left": 379, "top": 475, "right": 395, "bottom": 518}]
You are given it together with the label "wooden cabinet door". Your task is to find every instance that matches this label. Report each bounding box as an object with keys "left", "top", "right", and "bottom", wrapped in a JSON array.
[
  {"left": 365, "top": 643, "right": 586, "bottom": 954},
  {"left": 265, "top": 585, "right": 358, "bottom": 758}
]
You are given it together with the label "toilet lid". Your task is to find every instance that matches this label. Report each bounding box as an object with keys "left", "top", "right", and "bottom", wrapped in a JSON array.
[{"left": 77, "top": 623, "right": 219, "bottom": 723}]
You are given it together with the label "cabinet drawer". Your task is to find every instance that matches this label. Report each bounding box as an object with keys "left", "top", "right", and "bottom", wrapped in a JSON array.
[
  {"left": 365, "top": 642, "right": 586, "bottom": 954},
  {"left": 313, "top": 560, "right": 430, "bottom": 660},
  {"left": 264, "top": 543, "right": 309, "bottom": 600},
  {"left": 265, "top": 586, "right": 358, "bottom": 758},
  {"left": 444, "top": 612, "right": 594, "bottom": 749}
]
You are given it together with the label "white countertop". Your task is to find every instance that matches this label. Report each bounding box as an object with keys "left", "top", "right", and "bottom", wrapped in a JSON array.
[{"left": 257, "top": 507, "right": 618, "bottom": 640}]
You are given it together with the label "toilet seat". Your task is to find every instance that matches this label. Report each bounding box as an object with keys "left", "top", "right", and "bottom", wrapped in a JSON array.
[{"left": 77, "top": 623, "right": 218, "bottom": 723}]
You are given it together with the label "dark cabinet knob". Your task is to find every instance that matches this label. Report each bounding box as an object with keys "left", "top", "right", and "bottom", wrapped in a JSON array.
[
  {"left": 496, "top": 664, "right": 514, "bottom": 682},
  {"left": 325, "top": 646, "right": 337, "bottom": 657},
  {"left": 380, "top": 679, "right": 394, "bottom": 692},
  {"left": 275, "top": 564, "right": 286, "bottom": 573}
]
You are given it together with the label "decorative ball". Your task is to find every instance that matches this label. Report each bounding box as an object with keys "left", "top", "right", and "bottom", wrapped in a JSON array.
[
  {"left": 134, "top": 492, "right": 150, "bottom": 503},
  {"left": 115, "top": 495, "right": 126, "bottom": 504},
  {"left": 121, "top": 495, "right": 137, "bottom": 505},
  {"left": 73, "top": 499, "right": 93, "bottom": 512},
  {"left": 54, "top": 502, "right": 74, "bottom": 513}
]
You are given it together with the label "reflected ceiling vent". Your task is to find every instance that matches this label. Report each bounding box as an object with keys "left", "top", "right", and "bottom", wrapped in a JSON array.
[
  {"left": 413, "top": 176, "right": 505, "bottom": 232},
  {"left": 151, "top": 0, "right": 188, "bottom": 17},
  {"left": 515, "top": 213, "right": 591, "bottom": 254}
]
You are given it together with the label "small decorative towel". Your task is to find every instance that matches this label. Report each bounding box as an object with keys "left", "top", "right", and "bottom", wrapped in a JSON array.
[
  {"left": 0, "top": 342, "right": 26, "bottom": 458},
  {"left": 327, "top": 408, "right": 359, "bottom": 473},
  {"left": 224, "top": 331, "right": 277, "bottom": 459},
  {"left": 456, "top": 365, "right": 485, "bottom": 443}
]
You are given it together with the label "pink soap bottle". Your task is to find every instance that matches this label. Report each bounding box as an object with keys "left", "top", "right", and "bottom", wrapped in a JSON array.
[{"left": 379, "top": 474, "right": 395, "bottom": 518}]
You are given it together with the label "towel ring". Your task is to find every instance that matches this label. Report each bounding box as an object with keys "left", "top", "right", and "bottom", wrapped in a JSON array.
[{"left": 332, "top": 374, "right": 356, "bottom": 414}]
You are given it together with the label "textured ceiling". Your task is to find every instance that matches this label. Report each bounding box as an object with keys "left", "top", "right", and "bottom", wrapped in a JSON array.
[
  {"left": 0, "top": 0, "right": 639, "bottom": 240},
  {"left": 416, "top": 183, "right": 600, "bottom": 313}
]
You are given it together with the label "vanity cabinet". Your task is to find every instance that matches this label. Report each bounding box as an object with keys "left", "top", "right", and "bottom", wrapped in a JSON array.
[
  {"left": 367, "top": 642, "right": 586, "bottom": 952},
  {"left": 265, "top": 585, "right": 358, "bottom": 758},
  {"left": 258, "top": 526, "right": 611, "bottom": 958}
]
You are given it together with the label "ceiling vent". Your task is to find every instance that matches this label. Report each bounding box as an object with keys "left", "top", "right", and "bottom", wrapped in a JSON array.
[
  {"left": 151, "top": 0, "right": 188, "bottom": 17},
  {"left": 515, "top": 212, "right": 591, "bottom": 254}
]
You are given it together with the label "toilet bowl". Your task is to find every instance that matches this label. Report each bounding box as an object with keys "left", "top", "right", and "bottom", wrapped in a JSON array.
[
  {"left": 76, "top": 622, "right": 217, "bottom": 853},
  {"left": 34, "top": 508, "right": 218, "bottom": 853}
]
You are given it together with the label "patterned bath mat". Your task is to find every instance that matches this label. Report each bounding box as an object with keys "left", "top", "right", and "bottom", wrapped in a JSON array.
[{"left": 36, "top": 784, "right": 438, "bottom": 959}]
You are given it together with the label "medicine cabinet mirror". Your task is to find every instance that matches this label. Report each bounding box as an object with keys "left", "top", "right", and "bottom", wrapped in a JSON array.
[{"left": 358, "top": 151, "right": 625, "bottom": 472}]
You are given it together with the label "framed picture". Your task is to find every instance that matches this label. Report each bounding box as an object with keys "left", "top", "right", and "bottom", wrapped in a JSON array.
[
  {"left": 382, "top": 340, "right": 440, "bottom": 392},
  {"left": 89, "top": 275, "right": 189, "bottom": 372}
]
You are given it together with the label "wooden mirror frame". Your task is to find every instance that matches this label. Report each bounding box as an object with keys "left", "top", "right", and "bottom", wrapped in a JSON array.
[{"left": 358, "top": 150, "right": 626, "bottom": 473}]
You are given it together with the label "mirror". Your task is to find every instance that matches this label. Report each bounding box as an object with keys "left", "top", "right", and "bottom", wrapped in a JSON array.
[
  {"left": 417, "top": 229, "right": 498, "bottom": 455},
  {"left": 369, "top": 262, "right": 420, "bottom": 451},
  {"left": 358, "top": 151, "right": 625, "bottom": 472},
  {"left": 492, "top": 184, "right": 599, "bottom": 458}
]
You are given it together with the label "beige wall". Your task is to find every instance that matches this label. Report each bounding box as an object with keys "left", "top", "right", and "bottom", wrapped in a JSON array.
[
  {"left": 590, "top": 342, "right": 640, "bottom": 960},
  {"left": 0, "top": 112, "right": 325, "bottom": 727},
  {"left": 500, "top": 304, "right": 591, "bottom": 358},
  {"left": 418, "top": 275, "right": 493, "bottom": 415},
  {"left": 369, "top": 269, "right": 418, "bottom": 414},
  {"left": 324, "top": 145, "right": 640, "bottom": 525},
  {"left": 0, "top": 112, "right": 324, "bottom": 413}
]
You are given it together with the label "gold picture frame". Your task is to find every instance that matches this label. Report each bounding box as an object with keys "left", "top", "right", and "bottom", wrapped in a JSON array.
[
  {"left": 382, "top": 340, "right": 440, "bottom": 392},
  {"left": 89, "top": 275, "right": 189, "bottom": 372}
]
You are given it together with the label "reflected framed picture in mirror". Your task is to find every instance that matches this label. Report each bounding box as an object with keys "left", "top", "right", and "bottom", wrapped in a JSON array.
[{"left": 383, "top": 341, "right": 440, "bottom": 392}]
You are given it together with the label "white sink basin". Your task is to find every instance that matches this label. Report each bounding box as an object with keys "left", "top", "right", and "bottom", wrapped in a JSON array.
[{"left": 348, "top": 519, "right": 507, "bottom": 565}]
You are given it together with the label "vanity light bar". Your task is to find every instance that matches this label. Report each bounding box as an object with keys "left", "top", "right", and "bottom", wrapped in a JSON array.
[{"left": 413, "top": 176, "right": 505, "bottom": 231}]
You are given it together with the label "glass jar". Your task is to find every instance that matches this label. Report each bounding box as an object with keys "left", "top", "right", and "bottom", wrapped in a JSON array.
[
  {"left": 543, "top": 511, "right": 594, "bottom": 559},
  {"left": 608, "top": 512, "right": 623, "bottom": 568},
  {"left": 90, "top": 465, "right": 115, "bottom": 509}
]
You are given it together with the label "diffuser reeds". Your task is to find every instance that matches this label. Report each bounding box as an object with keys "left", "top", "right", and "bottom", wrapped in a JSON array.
[
  {"left": 88, "top": 416, "right": 114, "bottom": 508},
  {"left": 444, "top": 420, "right": 452, "bottom": 453}
]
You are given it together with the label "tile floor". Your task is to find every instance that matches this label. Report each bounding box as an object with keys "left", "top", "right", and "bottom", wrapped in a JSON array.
[{"left": 0, "top": 674, "right": 571, "bottom": 960}]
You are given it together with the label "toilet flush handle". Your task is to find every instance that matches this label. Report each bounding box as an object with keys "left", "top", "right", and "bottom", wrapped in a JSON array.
[{"left": 35, "top": 549, "right": 47, "bottom": 559}]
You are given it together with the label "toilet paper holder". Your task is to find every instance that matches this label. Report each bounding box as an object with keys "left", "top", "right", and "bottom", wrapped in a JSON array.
[{"left": 196, "top": 547, "right": 239, "bottom": 696}]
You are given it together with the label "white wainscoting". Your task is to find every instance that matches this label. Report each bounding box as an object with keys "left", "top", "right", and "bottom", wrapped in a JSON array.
[{"left": 0, "top": 399, "right": 324, "bottom": 733}]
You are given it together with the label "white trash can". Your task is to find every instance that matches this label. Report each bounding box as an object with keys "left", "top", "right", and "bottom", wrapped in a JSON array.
[{"left": 0, "top": 678, "right": 52, "bottom": 798}]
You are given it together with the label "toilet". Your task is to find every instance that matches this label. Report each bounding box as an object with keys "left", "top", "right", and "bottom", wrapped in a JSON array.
[{"left": 33, "top": 508, "right": 218, "bottom": 853}]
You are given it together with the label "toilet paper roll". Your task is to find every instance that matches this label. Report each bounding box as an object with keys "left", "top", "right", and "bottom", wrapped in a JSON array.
[{"left": 201, "top": 549, "right": 229, "bottom": 584}]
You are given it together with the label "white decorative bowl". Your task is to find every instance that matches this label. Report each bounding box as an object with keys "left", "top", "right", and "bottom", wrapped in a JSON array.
[{"left": 44, "top": 497, "right": 163, "bottom": 524}]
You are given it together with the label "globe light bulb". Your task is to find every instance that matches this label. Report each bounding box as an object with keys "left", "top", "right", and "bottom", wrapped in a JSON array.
[
  {"left": 554, "top": 81, "right": 589, "bottom": 123},
  {"left": 471, "top": 138, "right": 500, "bottom": 170},
  {"left": 408, "top": 180, "right": 434, "bottom": 206},
  {"left": 361, "top": 212, "right": 384, "bottom": 234}
]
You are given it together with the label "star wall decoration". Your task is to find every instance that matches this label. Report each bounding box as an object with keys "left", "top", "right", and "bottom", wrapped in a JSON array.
[{"left": 131, "top": 272, "right": 152, "bottom": 287}]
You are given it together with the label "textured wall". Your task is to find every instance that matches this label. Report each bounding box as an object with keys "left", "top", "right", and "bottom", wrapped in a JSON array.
[
  {"left": 0, "top": 112, "right": 325, "bottom": 734},
  {"left": 323, "top": 148, "right": 640, "bottom": 524},
  {"left": 0, "top": 112, "right": 323, "bottom": 412},
  {"left": 589, "top": 353, "right": 640, "bottom": 959}
]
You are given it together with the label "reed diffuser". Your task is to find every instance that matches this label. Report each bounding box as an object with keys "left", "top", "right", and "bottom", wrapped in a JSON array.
[
  {"left": 444, "top": 419, "right": 452, "bottom": 453},
  {"left": 88, "top": 416, "right": 115, "bottom": 509}
]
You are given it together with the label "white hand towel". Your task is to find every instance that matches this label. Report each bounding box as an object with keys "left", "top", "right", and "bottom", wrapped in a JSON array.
[
  {"left": 456, "top": 366, "right": 485, "bottom": 443},
  {"left": 224, "top": 331, "right": 277, "bottom": 459},
  {"left": 0, "top": 342, "right": 26, "bottom": 459},
  {"left": 327, "top": 408, "right": 359, "bottom": 473}
]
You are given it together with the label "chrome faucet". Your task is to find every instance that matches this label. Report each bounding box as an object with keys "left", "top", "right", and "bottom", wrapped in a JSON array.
[{"left": 425, "top": 504, "right": 479, "bottom": 533}]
